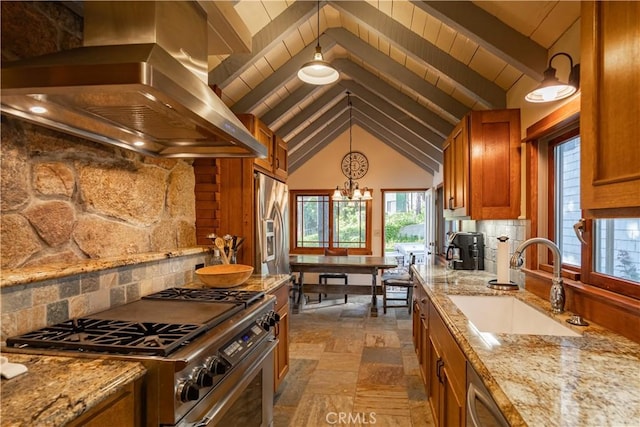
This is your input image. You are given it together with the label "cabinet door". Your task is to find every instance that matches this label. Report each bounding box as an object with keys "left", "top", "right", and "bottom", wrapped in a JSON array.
[
  {"left": 469, "top": 109, "right": 521, "bottom": 219},
  {"left": 237, "top": 114, "right": 274, "bottom": 173},
  {"left": 428, "top": 336, "right": 443, "bottom": 425},
  {"left": 274, "top": 135, "right": 288, "bottom": 181},
  {"left": 274, "top": 304, "right": 290, "bottom": 390},
  {"left": 254, "top": 119, "right": 274, "bottom": 172},
  {"left": 442, "top": 366, "right": 465, "bottom": 427},
  {"left": 581, "top": 1, "right": 640, "bottom": 214},
  {"left": 444, "top": 118, "right": 469, "bottom": 217}
]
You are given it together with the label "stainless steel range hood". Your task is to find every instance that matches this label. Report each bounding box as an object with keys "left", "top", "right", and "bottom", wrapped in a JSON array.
[{"left": 0, "top": 1, "right": 265, "bottom": 159}]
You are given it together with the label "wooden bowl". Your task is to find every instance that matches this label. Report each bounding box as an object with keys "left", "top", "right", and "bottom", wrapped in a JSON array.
[{"left": 195, "top": 264, "right": 254, "bottom": 288}]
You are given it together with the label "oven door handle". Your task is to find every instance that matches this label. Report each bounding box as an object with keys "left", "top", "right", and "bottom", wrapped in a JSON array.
[{"left": 180, "top": 338, "right": 278, "bottom": 427}]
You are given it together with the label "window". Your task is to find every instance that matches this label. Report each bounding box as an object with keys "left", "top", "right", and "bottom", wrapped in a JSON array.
[
  {"left": 290, "top": 190, "right": 372, "bottom": 254},
  {"left": 382, "top": 190, "right": 428, "bottom": 264},
  {"left": 542, "top": 119, "right": 639, "bottom": 295}
]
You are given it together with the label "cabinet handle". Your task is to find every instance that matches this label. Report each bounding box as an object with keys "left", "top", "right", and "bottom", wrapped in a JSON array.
[
  {"left": 448, "top": 197, "right": 454, "bottom": 210},
  {"left": 436, "top": 358, "right": 444, "bottom": 384},
  {"left": 420, "top": 298, "right": 427, "bottom": 303},
  {"left": 275, "top": 158, "right": 280, "bottom": 168}
]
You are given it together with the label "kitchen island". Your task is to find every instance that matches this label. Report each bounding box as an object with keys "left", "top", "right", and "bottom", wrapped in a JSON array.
[{"left": 413, "top": 263, "right": 640, "bottom": 426}]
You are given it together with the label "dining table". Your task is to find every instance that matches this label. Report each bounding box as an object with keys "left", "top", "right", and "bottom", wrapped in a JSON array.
[{"left": 289, "top": 255, "right": 399, "bottom": 316}]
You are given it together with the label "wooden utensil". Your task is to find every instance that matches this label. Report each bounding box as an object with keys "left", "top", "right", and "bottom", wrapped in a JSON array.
[{"left": 214, "top": 237, "right": 229, "bottom": 264}]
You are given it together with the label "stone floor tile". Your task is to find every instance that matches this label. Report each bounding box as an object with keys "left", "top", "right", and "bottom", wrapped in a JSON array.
[
  {"left": 289, "top": 343, "right": 326, "bottom": 359},
  {"left": 316, "top": 351, "right": 362, "bottom": 372},
  {"left": 307, "top": 369, "right": 359, "bottom": 395},
  {"left": 361, "top": 347, "right": 403, "bottom": 365},
  {"left": 288, "top": 393, "right": 354, "bottom": 427},
  {"left": 409, "top": 400, "right": 436, "bottom": 426},
  {"left": 364, "top": 331, "right": 402, "bottom": 348},
  {"left": 358, "top": 363, "right": 406, "bottom": 387}
]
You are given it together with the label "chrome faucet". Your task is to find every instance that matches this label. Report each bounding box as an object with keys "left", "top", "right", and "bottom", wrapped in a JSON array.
[{"left": 510, "top": 237, "right": 565, "bottom": 314}]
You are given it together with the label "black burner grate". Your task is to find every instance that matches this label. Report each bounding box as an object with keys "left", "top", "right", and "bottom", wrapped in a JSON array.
[
  {"left": 6, "top": 318, "right": 207, "bottom": 356},
  {"left": 143, "top": 287, "right": 265, "bottom": 307}
]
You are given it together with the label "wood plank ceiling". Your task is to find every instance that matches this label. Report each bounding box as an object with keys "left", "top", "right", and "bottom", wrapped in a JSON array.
[{"left": 210, "top": 0, "right": 580, "bottom": 175}]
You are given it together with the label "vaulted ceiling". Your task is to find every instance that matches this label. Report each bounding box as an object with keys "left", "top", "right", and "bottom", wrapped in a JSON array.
[{"left": 208, "top": 0, "right": 580, "bottom": 175}]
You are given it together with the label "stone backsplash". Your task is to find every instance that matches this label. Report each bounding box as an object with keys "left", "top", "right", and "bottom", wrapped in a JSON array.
[
  {"left": 1, "top": 117, "right": 197, "bottom": 268},
  {"left": 1, "top": 249, "right": 211, "bottom": 342}
]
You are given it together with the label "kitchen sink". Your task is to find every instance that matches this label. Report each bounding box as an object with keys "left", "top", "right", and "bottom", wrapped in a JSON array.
[{"left": 448, "top": 295, "right": 581, "bottom": 337}]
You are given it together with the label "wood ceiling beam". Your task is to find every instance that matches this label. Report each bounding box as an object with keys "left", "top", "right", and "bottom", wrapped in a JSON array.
[
  {"left": 327, "top": 28, "right": 468, "bottom": 121},
  {"left": 410, "top": 1, "right": 547, "bottom": 80},
  {"left": 289, "top": 99, "right": 440, "bottom": 173},
  {"left": 288, "top": 101, "right": 348, "bottom": 151},
  {"left": 350, "top": 98, "right": 442, "bottom": 165},
  {"left": 353, "top": 114, "right": 437, "bottom": 174},
  {"left": 340, "top": 79, "right": 446, "bottom": 147},
  {"left": 276, "top": 85, "right": 346, "bottom": 137},
  {"left": 328, "top": 1, "right": 505, "bottom": 109},
  {"left": 260, "top": 84, "right": 317, "bottom": 128},
  {"left": 288, "top": 114, "right": 351, "bottom": 173},
  {"left": 208, "top": 0, "right": 318, "bottom": 87}
]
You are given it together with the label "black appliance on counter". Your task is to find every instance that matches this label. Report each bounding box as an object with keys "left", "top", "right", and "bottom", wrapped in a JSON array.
[
  {"left": 445, "top": 232, "right": 485, "bottom": 270},
  {"left": 5, "top": 287, "right": 279, "bottom": 426}
]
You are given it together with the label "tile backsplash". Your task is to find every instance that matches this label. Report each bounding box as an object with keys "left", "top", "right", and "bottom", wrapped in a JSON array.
[
  {"left": 1, "top": 250, "right": 210, "bottom": 342},
  {"left": 476, "top": 219, "right": 529, "bottom": 286}
]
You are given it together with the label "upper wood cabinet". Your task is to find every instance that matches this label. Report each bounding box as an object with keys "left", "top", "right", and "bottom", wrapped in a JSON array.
[
  {"left": 443, "top": 109, "right": 521, "bottom": 219},
  {"left": 236, "top": 114, "right": 288, "bottom": 182},
  {"left": 237, "top": 114, "right": 274, "bottom": 172},
  {"left": 274, "top": 135, "right": 288, "bottom": 181},
  {"left": 581, "top": 1, "right": 640, "bottom": 216}
]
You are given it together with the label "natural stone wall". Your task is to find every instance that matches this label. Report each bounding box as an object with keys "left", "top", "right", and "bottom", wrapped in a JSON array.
[
  {"left": 1, "top": 117, "right": 197, "bottom": 268},
  {"left": 0, "top": 2, "right": 198, "bottom": 269}
]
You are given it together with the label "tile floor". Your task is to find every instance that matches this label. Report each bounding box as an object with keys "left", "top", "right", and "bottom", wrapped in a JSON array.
[{"left": 273, "top": 294, "right": 436, "bottom": 426}]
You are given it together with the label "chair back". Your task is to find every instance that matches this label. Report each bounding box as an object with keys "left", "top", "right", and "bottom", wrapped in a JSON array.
[{"left": 324, "top": 248, "right": 348, "bottom": 256}]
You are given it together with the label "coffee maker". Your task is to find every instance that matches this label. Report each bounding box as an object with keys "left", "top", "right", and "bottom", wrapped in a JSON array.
[{"left": 445, "top": 232, "right": 484, "bottom": 270}]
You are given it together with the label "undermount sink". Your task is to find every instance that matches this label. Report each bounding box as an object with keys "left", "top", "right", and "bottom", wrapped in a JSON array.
[{"left": 448, "top": 295, "right": 581, "bottom": 337}]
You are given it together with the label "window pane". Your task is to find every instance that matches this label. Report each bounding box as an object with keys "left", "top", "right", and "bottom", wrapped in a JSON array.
[
  {"left": 554, "top": 136, "right": 581, "bottom": 266},
  {"left": 296, "top": 195, "right": 328, "bottom": 247},
  {"left": 333, "top": 200, "right": 367, "bottom": 248},
  {"left": 595, "top": 219, "right": 640, "bottom": 283}
]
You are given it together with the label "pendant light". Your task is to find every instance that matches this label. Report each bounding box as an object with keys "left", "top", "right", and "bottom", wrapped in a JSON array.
[
  {"left": 525, "top": 52, "right": 580, "bottom": 103},
  {"left": 332, "top": 92, "right": 372, "bottom": 201},
  {"left": 297, "top": 0, "right": 339, "bottom": 85}
]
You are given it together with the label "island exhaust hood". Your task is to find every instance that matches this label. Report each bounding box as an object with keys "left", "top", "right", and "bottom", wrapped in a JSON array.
[{"left": 0, "top": 1, "right": 266, "bottom": 159}]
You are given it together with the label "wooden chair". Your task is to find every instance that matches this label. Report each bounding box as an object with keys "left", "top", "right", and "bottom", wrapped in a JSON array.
[
  {"left": 318, "top": 248, "right": 349, "bottom": 303},
  {"left": 382, "top": 254, "right": 415, "bottom": 314}
]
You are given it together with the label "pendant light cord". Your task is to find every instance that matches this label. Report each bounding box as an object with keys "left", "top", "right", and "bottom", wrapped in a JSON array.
[
  {"left": 316, "top": 0, "right": 321, "bottom": 49},
  {"left": 347, "top": 91, "right": 353, "bottom": 181}
]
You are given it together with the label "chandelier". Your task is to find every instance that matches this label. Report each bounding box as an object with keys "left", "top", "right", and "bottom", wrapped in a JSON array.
[{"left": 332, "top": 92, "right": 372, "bottom": 201}]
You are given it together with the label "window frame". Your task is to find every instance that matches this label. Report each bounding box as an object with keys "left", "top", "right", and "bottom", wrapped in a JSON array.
[
  {"left": 289, "top": 189, "right": 373, "bottom": 255},
  {"left": 525, "top": 98, "right": 639, "bottom": 299}
]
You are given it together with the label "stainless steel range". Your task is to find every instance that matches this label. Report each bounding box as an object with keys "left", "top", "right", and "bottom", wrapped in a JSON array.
[{"left": 5, "top": 287, "right": 279, "bottom": 426}]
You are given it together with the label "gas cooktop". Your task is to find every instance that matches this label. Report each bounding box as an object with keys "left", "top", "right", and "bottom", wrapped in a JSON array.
[{"left": 6, "top": 287, "right": 266, "bottom": 357}]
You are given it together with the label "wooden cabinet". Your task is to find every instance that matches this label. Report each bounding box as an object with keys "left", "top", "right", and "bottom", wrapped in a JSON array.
[
  {"left": 443, "top": 119, "right": 469, "bottom": 216},
  {"left": 581, "top": 1, "right": 640, "bottom": 216},
  {"left": 412, "top": 280, "right": 430, "bottom": 388},
  {"left": 274, "top": 135, "right": 288, "bottom": 181},
  {"left": 237, "top": 114, "right": 288, "bottom": 181},
  {"left": 68, "top": 379, "right": 141, "bottom": 427},
  {"left": 270, "top": 283, "right": 290, "bottom": 391},
  {"left": 237, "top": 114, "right": 274, "bottom": 172},
  {"left": 443, "top": 109, "right": 521, "bottom": 219},
  {"left": 413, "top": 288, "right": 466, "bottom": 427},
  {"left": 428, "top": 300, "right": 466, "bottom": 427}
]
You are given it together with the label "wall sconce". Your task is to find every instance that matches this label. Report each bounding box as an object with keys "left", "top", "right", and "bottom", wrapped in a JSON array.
[{"left": 525, "top": 52, "right": 580, "bottom": 103}]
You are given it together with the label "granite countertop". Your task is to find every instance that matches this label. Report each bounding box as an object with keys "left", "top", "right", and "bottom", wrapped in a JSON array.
[
  {"left": 190, "top": 273, "right": 292, "bottom": 294},
  {"left": 0, "top": 353, "right": 145, "bottom": 427},
  {"left": 413, "top": 264, "right": 640, "bottom": 426}
]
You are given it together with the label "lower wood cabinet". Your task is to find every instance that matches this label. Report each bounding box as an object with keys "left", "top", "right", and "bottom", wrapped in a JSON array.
[
  {"left": 428, "top": 300, "right": 466, "bottom": 427},
  {"left": 68, "top": 378, "right": 142, "bottom": 427},
  {"left": 413, "top": 288, "right": 466, "bottom": 427},
  {"left": 270, "top": 283, "right": 290, "bottom": 391}
]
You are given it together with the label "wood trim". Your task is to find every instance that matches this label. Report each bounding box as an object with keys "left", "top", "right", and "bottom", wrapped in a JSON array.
[
  {"left": 524, "top": 141, "right": 538, "bottom": 269},
  {"left": 524, "top": 97, "right": 580, "bottom": 142},
  {"left": 524, "top": 269, "right": 640, "bottom": 343}
]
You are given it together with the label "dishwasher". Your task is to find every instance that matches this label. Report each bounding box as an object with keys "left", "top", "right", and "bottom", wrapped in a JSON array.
[{"left": 466, "top": 362, "right": 510, "bottom": 427}]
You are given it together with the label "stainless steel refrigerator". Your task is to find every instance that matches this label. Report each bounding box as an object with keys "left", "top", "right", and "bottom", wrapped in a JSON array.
[{"left": 255, "top": 172, "right": 289, "bottom": 275}]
